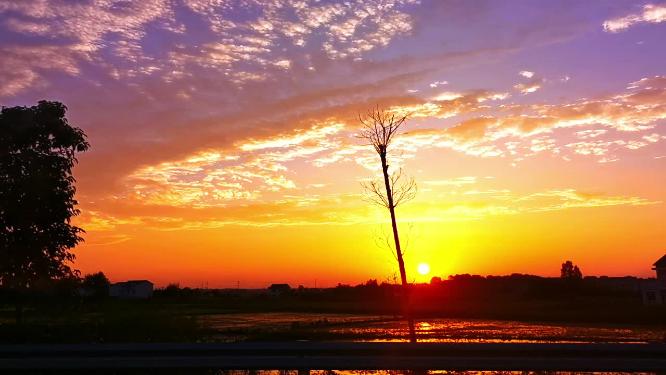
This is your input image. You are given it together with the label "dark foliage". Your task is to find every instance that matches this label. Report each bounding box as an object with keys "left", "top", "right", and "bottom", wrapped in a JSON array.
[
  {"left": 561, "top": 260, "right": 583, "bottom": 280},
  {"left": 82, "top": 272, "right": 111, "bottom": 297},
  {"left": 0, "top": 100, "right": 89, "bottom": 290}
]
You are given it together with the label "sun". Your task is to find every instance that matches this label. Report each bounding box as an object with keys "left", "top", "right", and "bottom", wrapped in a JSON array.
[{"left": 417, "top": 263, "right": 430, "bottom": 275}]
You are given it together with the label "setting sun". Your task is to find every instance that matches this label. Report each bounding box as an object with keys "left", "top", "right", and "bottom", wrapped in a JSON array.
[{"left": 417, "top": 263, "right": 431, "bottom": 276}]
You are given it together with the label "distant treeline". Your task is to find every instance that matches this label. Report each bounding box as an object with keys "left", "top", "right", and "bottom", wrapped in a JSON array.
[
  {"left": 137, "top": 273, "right": 666, "bottom": 325},
  {"left": 153, "top": 273, "right": 646, "bottom": 297},
  {"left": 0, "top": 272, "right": 646, "bottom": 301}
]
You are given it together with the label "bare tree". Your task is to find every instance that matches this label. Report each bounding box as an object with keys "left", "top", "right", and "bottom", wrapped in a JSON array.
[{"left": 358, "top": 106, "right": 417, "bottom": 343}]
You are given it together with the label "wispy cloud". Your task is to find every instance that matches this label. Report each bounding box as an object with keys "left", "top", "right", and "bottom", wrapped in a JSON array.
[
  {"left": 603, "top": 3, "right": 666, "bottom": 32},
  {"left": 0, "top": 0, "right": 419, "bottom": 95},
  {"left": 519, "top": 70, "right": 534, "bottom": 78},
  {"left": 120, "top": 121, "right": 349, "bottom": 207},
  {"left": 239, "top": 123, "right": 343, "bottom": 151},
  {"left": 429, "top": 80, "right": 448, "bottom": 88},
  {"left": 109, "top": 71, "right": 665, "bottom": 216},
  {"left": 424, "top": 177, "right": 478, "bottom": 187},
  {"left": 390, "top": 75, "right": 666, "bottom": 162},
  {"left": 514, "top": 71, "right": 544, "bottom": 94},
  {"left": 0, "top": 46, "right": 80, "bottom": 97},
  {"left": 77, "top": 184, "right": 659, "bottom": 233}
]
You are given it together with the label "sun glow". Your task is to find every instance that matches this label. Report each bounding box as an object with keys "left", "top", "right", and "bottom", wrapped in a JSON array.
[{"left": 417, "top": 263, "right": 431, "bottom": 275}]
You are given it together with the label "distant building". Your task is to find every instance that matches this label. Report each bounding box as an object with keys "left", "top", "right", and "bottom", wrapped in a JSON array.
[
  {"left": 110, "top": 280, "right": 154, "bottom": 299},
  {"left": 641, "top": 254, "right": 666, "bottom": 305},
  {"left": 267, "top": 283, "right": 291, "bottom": 296},
  {"left": 654, "top": 254, "right": 666, "bottom": 280}
]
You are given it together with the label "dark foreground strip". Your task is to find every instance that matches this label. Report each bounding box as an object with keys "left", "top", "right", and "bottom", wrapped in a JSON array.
[{"left": 1, "top": 342, "right": 666, "bottom": 370}]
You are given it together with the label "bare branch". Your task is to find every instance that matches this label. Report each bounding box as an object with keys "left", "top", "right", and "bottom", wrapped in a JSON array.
[
  {"left": 360, "top": 180, "right": 388, "bottom": 208},
  {"left": 356, "top": 106, "right": 408, "bottom": 157},
  {"left": 362, "top": 170, "right": 416, "bottom": 209},
  {"left": 400, "top": 222, "right": 416, "bottom": 258},
  {"left": 390, "top": 169, "right": 417, "bottom": 208},
  {"left": 359, "top": 108, "right": 416, "bottom": 209},
  {"left": 373, "top": 226, "right": 399, "bottom": 262}
]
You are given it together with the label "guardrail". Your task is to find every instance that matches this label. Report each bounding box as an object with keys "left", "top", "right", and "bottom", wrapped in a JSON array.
[{"left": 1, "top": 342, "right": 666, "bottom": 371}]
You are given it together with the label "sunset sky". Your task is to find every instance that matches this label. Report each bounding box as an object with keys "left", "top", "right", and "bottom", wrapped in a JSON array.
[{"left": 1, "top": 0, "right": 665, "bottom": 287}]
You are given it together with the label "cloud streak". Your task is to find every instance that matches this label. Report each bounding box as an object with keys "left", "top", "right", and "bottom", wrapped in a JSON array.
[{"left": 603, "top": 3, "right": 666, "bottom": 32}]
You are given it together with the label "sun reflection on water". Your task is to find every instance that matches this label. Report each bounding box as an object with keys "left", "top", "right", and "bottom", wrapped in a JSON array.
[{"left": 200, "top": 313, "right": 666, "bottom": 343}]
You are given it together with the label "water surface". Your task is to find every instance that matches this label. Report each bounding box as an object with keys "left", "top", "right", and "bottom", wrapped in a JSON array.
[{"left": 200, "top": 313, "right": 666, "bottom": 343}]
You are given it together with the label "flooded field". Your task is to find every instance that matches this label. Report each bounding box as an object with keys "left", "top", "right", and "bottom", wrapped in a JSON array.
[
  {"left": 211, "top": 372, "right": 658, "bottom": 375},
  {"left": 127, "top": 372, "right": 661, "bottom": 375},
  {"left": 200, "top": 313, "right": 666, "bottom": 343}
]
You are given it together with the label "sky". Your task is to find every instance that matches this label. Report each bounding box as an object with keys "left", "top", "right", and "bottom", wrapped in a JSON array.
[{"left": 1, "top": 0, "right": 665, "bottom": 288}]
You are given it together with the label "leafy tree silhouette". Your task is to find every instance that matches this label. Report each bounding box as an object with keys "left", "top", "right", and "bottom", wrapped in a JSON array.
[
  {"left": 82, "top": 272, "right": 111, "bottom": 297},
  {"left": 560, "top": 260, "right": 583, "bottom": 280},
  {"left": 358, "top": 107, "right": 417, "bottom": 343},
  {"left": 0, "top": 100, "right": 89, "bottom": 323}
]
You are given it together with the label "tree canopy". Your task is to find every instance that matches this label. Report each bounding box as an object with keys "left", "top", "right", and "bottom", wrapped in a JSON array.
[
  {"left": 560, "top": 260, "right": 583, "bottom": 280},
  {"left": 0, "top": 100, "right": 89, "bottom": 290},
  {"left": 82, "top": 272, "right": 110, "bottom": 297}
]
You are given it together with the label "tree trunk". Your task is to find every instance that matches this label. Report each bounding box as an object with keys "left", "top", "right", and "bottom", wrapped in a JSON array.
[{"left": 380, "top": 152, "right": 417, "bottom": 343}]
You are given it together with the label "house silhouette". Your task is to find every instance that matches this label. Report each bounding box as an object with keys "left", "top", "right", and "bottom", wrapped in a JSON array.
[
  {"left": 642, "top": 254, "right": 666, "bottom": 305},
  {"left": 109, "top": 280, "right": 154, "bottom": 299}
]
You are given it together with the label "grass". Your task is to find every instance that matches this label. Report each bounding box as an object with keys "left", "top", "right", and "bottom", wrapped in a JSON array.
[{"left": 0, "top": 300, "right": 206, "bottom": 343}]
